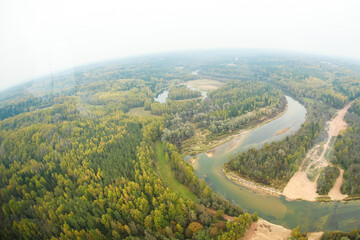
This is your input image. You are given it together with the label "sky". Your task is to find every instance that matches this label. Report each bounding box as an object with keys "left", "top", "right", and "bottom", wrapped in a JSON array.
[{"left": 0, "top": 0, "right": 360, "bottom": 91}]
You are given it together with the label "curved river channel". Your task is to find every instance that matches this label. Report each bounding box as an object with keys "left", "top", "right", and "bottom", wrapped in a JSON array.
[{"left": 191, "top": 96, "right": 360, "bottom": 232}]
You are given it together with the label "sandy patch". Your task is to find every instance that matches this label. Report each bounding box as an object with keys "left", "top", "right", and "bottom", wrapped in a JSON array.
[
  {"left": 307, "top": 232, "right": 324, "bottom": 240},
  {"left": 206, "top": 149, "right": 215, "bottom": 158},
  {"left": 328, "top": 168, "right": 348, "bottom": 200},
  {"left": 283, "top": 101, "right": 354, "bottom": 201},
  {"left": 185, "top": 79, "right": 224, "bottom": 91},
  {"left": 275, "top": 127, "right": 291, "bottom": 136},
  {"left": 189, "top": 156, "right": 199, "bottom": 165},
  {"left": 242, "top": 219, "right": 291, "bottom": 240},
  {"left": 283, "top": 171, "right": 319, "bottom": 201}
]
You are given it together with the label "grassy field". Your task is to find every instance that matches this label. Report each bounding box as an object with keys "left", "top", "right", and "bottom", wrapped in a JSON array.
[
  {"left": 127, "top": 107, "right": 154, "bottom": 117},
  {"left": 154, "top": 141, "right": 197, "bottom": 202}
]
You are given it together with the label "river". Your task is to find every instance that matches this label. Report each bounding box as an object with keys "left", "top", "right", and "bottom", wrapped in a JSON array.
[
  {"left": 154, "top": 86, "right": 207, "bottom": 103},
  {"left": 192, "top": 96, "right": 360, "bottom": 232}
]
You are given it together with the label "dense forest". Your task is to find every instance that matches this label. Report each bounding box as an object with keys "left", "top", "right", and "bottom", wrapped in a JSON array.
[
  {"left": 168, "top": 86, "right": 201, "bottom": 100},
  {"left": 316, "top": 166, "right": 339, "bottom": 195},
  {"left": 321, "top": 229, "right": 360, "bottom": 240},
  {"left": 0, "top": 71, "right": 259, "bottom": 239},
  {"left": 0, "top": 96, "right": 255, "bottom": 239},
  {"left": 1, "top": 51, "right": 360, "bottom": 238},
  {"left": 160, "top": 81, "right": 285, "bottom": 148}
]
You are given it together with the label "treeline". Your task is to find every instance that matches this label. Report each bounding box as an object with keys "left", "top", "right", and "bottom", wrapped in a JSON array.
[
  {"left": 168, "top": 86, "right": 201, "bottom": 100},
  {"left": 331, "top": 99, "right": 360, "bottom": 196},
  {"left": 163, "top": 143, "right": 244, "bottom": 216},
  {"left": 202, "top": 57, "right": 360, "bottom": 108},
  {"left": 151, "top": 100, "right": 197, "bottom": 116},
  {"left": 160, "top": 142, "right": 255, "bottom": 239},
  {"left": 0, "top": 95, "right": 54, "bottom": 120},
  {"left": 225, "top": 102, "right": 331, "bottom": 189},
  {"left": 203, "top": 81, "right": 285, "bottom": 134},
  {"left": 316, "top": 166, "right": 339, "bottom": 195},
  {"left": 158, "top": 81, "right": 284, "bottom": 147},
  {"left": 161, "top": 115, "right": 195, "bottom": 146},
  {"left": 321, "top": 229, "right": 360, "bottom": 240}
]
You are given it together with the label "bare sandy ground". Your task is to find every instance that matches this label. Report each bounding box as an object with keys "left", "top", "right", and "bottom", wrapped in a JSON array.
[
  {"left": 242, "top": 219, "right": 324, "bottom": 240},
  {"left": 275, "top": 127, "right": 291, "bottom": 136},
  {"left": 307, "top": 232, "right": 324, "bottom": 240},
  {"left": 189, "top": 156, "right": 199, "bottom": 164},
  {"left": 242, "top": 219, "right": 291, "bottom": 240},
  {"left": 328, "top": 168, "right": 348, "bottom": 200},
  {"left": 283, "top": 101, "right": 353, "bottom": 201},
  {"left": 185, "top": 79, "right": 224, "bottom": 91},
  {"left": 206, "top": 149, "right": 215, "bottom": 158},
  {"left": 283, "top": 171, "right": 319, "bottom": 201}
]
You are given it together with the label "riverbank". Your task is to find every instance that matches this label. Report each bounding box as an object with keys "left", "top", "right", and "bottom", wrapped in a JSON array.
[
  {"left": 184, "top": 98, "right": 288, "bottom": 158},
  {"left": 223, "top": 170, "right": 282, "bottom": 196},
  {"left": 193, "top": 95, "right": 360, "bottom": 232},
  {"left": 241, "top": 218, "right": 291, "bottom": 240},
  {"left": 283, "top": 100, "right": 354, "bottom": 202},
  {"left": 242, "top": 219, "right": 324, "bottom": 240}
]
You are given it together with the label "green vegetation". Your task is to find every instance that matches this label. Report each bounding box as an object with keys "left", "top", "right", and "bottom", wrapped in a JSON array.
[
  {"left": 127, "top": 107, "right": 154, "bottom": 117},
  {"left": 321, "top": 229, "right": 360, "bottom": 240},
  {"left": 317, "top": 166, "right": 340, "bottom": 195},
  {"left": 1, "top": 51, "right": 360, "bottom": 238},
  {"left": 224, "top": 103, "right": 331, "bottom": 189},
  {"left": 289, "top": 226, "right": 308, "bottom": 240},
  {"left": 155, "top": 141, "right": 197, "bottom": 201},
  {"left": 203, "top": 57, "right": 360, "bottom": 108},
  {"left": 331, "top": 99, "right": 360, "bottom": 196},
  {"left": 160, "top": 80, "right": 285, "bottom": 149},
  {"left": 168, "top": 85, "right": 201, "bottom": 100}
]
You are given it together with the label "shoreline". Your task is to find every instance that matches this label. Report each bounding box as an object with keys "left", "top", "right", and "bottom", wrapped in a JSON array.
[
  {"left": 221, "top": 100, "right": 360, "bottom": 203},
  {"left": 192, "top": 98, "right": 289, "bottom": 158},
  {"left": 223, "top": 169, "right": 282, "bottom": 196}
]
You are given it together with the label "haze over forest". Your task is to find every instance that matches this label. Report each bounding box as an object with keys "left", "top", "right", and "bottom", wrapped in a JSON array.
[{"left": 1, "top": 0, "right": 360, "bottom": 90}]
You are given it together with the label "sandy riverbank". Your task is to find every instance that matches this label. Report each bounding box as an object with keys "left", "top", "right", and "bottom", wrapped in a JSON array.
[
  {"left": 224, "top": 170, "right": 282, "bottom": 196},
  {"left": 242, "top": 218, "right": 324, "bottom": 240},
  {"left": 242, "top": 218, "right": 291, "bottom": 240},
  {"left": 283, "top": 101, "right": 354, "bottom": 202},
  {"left": 199, "top": 101, "right": 288, "bottom": 159}
]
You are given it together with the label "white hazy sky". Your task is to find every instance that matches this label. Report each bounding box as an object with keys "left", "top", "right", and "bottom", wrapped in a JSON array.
[{"left": 1, "top": 0, "right": 360, "bottom": 91}]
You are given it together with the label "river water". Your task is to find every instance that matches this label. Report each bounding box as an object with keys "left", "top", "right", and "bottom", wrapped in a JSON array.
[
  {"left": 192, "top": 96, "right": 360, "bottom": 232},
  {"left": 154, "top": 86, "right": 207, "bottom": 103}
]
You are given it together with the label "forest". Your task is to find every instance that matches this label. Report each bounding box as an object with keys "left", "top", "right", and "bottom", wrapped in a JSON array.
[
  {"left": 0, "top": 73, "right": 256, "bottom": 239},
  {"left": 1, "top": 52, "right": 360, "bottom": 239},
  {"left": 168, "top": 86, "right": 201, "bottom": 100},
  {"left": 316, "top": 166, "right": 339, "bottom": 195},
  {"left": 160, "top": 81, "right": 285, "bottom": 148}
]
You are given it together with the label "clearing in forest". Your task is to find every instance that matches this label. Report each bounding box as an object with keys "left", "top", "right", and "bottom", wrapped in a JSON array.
[
  {"left": 127, "top": 107, "right": 155, "bottom": 117},
  {"left": 154, "top": 141, "right": 197, "bottom": 201},
  {"left": 185, "top": 79, "right": 224, "bottom": 91},
  {"left": 283, "top": 101, "right": 353, "bottom": 201}
]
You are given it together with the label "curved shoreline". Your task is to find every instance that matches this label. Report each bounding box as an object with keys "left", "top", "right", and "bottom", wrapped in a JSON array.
[
  {"left": 223, "top": 169, "right": 282, "bottom": 196},
  {"left": 222, "top": 100, "right": 357, "bottom": 204},
  {"left": 196, "top": 98, "right": 289, "bottom": 159}
]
